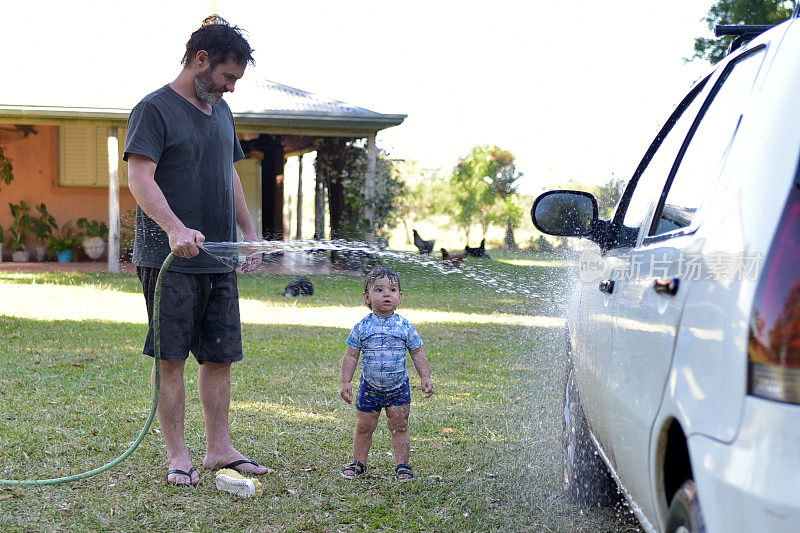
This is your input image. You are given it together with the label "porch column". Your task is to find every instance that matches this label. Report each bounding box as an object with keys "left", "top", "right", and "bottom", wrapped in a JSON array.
[
  {"left": 314, "top": 152, "right": 324, "bottom": 240},
  {"left": 259, "top": 140, "right": 286, "bottom": 240},
  {"left": 365, "top": 132, "right": 377, "bottom": 243},
  {"left": 107, "top": 127, "right": 120, "bottom": 273},
  {"left": 296, "top": 154, "right": 303, "bottom": 240}
]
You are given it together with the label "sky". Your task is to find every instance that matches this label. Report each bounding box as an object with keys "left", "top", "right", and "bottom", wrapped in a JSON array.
[{"left": 4, "top": 0, "right": 716, "bottom": 195}]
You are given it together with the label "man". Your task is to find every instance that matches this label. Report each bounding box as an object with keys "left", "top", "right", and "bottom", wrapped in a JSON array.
[{"left": 124, "top": 16, "right": 267, "bottom": 486}]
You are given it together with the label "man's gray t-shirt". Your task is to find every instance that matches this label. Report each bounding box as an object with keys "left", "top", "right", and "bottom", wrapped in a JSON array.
[{"left": 123, "top": 84, "right": 245, "bottom": 273}]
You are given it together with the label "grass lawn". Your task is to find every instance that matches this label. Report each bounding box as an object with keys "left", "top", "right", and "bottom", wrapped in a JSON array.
[{"left": 0, "top": 252, "right": 638, "bottom": 532}]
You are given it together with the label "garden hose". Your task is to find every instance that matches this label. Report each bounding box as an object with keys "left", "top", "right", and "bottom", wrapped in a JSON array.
[{"left": 0, "top": 252, "right": 177, "bottom": 486}]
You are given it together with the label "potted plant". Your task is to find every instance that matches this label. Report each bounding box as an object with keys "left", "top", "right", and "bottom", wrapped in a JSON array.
[
  {"left": 48, "top": 222, "right": 80, "bottom": 263},
  {"left": 8, "top": 201, "right": 32, "bottom": 262},
  {"left": 77, "top": 217, "right": 109, "bottom": 260},
  {"left": 30, "top": 202, "right": 58, "bottom": 261}
]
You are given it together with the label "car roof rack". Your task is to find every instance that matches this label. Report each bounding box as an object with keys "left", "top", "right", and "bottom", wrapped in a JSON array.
[{"left": 714, "top": 24, "right": 776, "bottom": 55}]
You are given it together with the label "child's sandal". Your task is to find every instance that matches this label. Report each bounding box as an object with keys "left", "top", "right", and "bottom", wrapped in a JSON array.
[
  {"left": 341, "top": 460, "right": 366, "bottom": 479},
  {"left": 395, "top": 463, "right": 414, "bottom": 482}
]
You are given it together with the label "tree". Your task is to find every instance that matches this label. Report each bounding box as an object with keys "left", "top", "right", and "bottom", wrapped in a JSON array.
[
  {"left": 487, "top": 150, "right": 525, "bottom": 248},
  {"left": 451, "top": 175, "right": 486, "bottom": 241},
  {"left": 595, "top": 176, "right": 626, "bottom": 219},
  {"left": 496, "top": 195, "right": 525, "bottom": 249},
  {"left": 556, "top": 177, "right": 626, "bottom": 219},
  {"left": 692, "top": 0, "right": 796, "bottom": 64},
  {"left": 393, "top": 162, "right": 456, "bottom": 243},
  {"left": 452, "top": 146, "right": 494, "bottom": 240},
  {"left": 314, "top": 138, "right": 405, "bottom": 242},
  {"left": 451, "top": 145, "right": 523, "bottom": 245}
]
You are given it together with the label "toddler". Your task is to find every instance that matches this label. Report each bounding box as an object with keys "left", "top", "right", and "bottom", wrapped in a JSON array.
[{"left": 340, "top": 267, "right": 434, "bottom": 481}]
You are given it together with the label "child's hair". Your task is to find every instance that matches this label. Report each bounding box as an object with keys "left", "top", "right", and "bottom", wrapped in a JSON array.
[{"left": 363, "top": 267, "right": 401, "bottom": 308}]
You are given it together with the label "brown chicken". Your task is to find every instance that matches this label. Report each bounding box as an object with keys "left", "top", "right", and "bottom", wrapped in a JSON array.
[{"left": 441, "top": 248, "right": 467, "bottom": 268}]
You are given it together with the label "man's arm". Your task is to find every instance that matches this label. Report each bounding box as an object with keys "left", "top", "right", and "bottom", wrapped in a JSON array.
[
  {"left": 127, "top": 154, "right": 204, "bottom": 258},
  {"left": 232, "top": 166, "right": 262, "bottom": 271}
]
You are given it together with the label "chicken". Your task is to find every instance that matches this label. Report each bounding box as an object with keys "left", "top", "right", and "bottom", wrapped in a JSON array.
[
  {"left": 465, "top": 238, "right": 490, "bottom": 258},
  {"left": 413, "top": 229, "right": 434, "bottom": 254},
  {"left": 441, "top": 248, "right": 467, "bottom": 268}
]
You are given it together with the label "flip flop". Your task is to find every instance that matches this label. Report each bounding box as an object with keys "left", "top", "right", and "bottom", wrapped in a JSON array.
[
  {"left": 220, "top": 458, "right": 266, "bottom": 475},
  {"left": 167, "top": 466, "right": 198, "bottom": 486}
]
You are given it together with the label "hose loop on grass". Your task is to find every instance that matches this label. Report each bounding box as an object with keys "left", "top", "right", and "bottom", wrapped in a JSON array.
[{"left": 0, "top": 252, "right": 176, "bottom": 486}]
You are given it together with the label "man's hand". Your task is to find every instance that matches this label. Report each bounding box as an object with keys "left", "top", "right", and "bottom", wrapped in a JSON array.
[
  {"left": 240, "top": 253, "right": 261, "bottom": 272},
  {"left": 168, "top": 227, "right": 205, "bottom": 258},
  {"left": 421, "top": 377, "right": 434, "bottom": 398},
  {"left": 340, "top": 382, "right": 353, "bottom": 404},
  {"left": 240, "top": 234, "right": 262, "bottom": 272}
]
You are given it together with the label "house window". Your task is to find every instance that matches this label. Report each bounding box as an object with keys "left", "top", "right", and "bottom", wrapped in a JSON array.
[{"left": 58, "top": 125, "right": 128, "bottom": 188}]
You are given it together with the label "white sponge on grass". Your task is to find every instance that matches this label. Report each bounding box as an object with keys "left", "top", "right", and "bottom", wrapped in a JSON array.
[{"left": 215, "top": 468, "right": 263, "bottom": 498}]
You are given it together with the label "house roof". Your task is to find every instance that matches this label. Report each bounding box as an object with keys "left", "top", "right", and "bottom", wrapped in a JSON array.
[
  {"left": 0, "top": 78, "right": 406, "bottom": 137},
  {"left": 227, "top": 79, "right": 407, "bottom": 133}
]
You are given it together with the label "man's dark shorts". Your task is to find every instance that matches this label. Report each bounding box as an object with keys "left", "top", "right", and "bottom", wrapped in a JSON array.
[
  {"left": 137, "top": 267, "right": 243, "bottom": 364},
  {"left": 355, "top": 377, "right": 411, "bottom": 413}
]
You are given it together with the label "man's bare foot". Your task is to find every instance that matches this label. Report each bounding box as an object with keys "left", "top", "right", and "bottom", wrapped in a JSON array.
[
  {"left": 204, "top": 450, "right": 271, "bottom": 475},
  {"left": 166, "top": 464, "right": 200, "bottom": 486}
]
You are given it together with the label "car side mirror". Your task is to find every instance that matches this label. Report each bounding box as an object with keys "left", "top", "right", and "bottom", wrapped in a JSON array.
[{"left": 531, "top": 190, "right": 599, "bottom": 237}]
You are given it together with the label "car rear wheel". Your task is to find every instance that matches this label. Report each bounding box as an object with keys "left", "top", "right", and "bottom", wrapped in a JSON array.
[
  {"left": 562, "top": 354, "right": 618, "bottom": 506},
  {"left": 666, "top": 480, "right": 705, "bottom": 533}
]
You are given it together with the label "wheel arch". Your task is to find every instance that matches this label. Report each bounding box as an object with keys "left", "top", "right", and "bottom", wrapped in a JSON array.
[{"left": 655, "top": 418, "right": 694, "bottom": 521}]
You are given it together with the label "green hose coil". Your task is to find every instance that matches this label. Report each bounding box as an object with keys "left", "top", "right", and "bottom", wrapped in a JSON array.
[{"left": 0, "top": 252, "right": 176, "bottom": 486}]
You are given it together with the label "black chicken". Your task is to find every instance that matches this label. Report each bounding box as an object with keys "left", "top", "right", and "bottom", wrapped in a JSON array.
[
  {"left": 413, "top": 229, "right": 434, "bottom": 254},
  {"left": 465, "top": 238, "right": 490, "bottom": 258}
]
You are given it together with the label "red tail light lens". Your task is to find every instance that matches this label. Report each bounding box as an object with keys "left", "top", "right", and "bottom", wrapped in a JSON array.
[{"left": 748, "top": 184, "right": 800, "bottom": 404}]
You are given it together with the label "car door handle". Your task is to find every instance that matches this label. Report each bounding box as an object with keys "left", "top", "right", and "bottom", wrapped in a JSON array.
[
  {"left": 599, "top": 280, "right": 615, "bottom": 294},
  {"left": 653, "top": 278, "right": 680, "bottom": 296}
]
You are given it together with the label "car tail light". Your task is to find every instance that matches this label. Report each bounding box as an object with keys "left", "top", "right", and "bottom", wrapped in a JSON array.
[{"left": 748, "top": 183, "right": 800, "bottom": 404}]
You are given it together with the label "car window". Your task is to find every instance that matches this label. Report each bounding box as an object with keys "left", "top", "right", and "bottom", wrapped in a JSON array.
[
  {"left": 617, "top": 80, "right": 708, "bottom": 247},
  {"left": 650, "top": 47, "right": 766, "bottom": 237}
]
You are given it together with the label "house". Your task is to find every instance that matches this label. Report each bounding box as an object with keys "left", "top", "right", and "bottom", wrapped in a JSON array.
[{"left": 0, "top": 78, "right": 405, "bottom": 269}]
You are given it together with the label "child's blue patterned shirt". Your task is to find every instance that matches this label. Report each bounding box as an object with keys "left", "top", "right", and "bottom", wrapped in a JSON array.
[{"left": 346, "top": 312, "right": 423, "bottom": 391}]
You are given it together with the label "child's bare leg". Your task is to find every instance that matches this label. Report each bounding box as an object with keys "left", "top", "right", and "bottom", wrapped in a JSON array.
[
  {"left": 353, "top": 409, "right": 380, "bottom": 465},
  {"left": 386, "top": 404, "right": 411, "bottom": 477}
]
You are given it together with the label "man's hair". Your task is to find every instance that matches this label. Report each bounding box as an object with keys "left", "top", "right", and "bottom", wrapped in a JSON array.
[
  {"left": 182, "top": 15, "right": 255, "bottom": 69},
  {"left": 364, "top": 267, "right": 401, "bottom": 308}
]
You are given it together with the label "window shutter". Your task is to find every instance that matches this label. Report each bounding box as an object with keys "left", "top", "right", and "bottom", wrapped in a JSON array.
[
  {"left": 117, "top": 128, "right": 128, "bottom": 187},
  {"left": 95, "top": 127, "right": 111, "bottom": 186},
  {"left": 58, "top": 125, "right": 96, "bottom": 186},
  {"left": 58, "top": 125, "right": 129, "bottom": 188}
]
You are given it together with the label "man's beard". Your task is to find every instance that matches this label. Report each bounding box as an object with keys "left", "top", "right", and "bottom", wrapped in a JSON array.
[{"left": 194, "top": 71, "right": 222, "bottom": 106}]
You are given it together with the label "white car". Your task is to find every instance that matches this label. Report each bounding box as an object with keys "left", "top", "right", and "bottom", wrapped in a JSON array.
[{"left": 531, "top": 14, "right": 800, "bottom": 533}]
